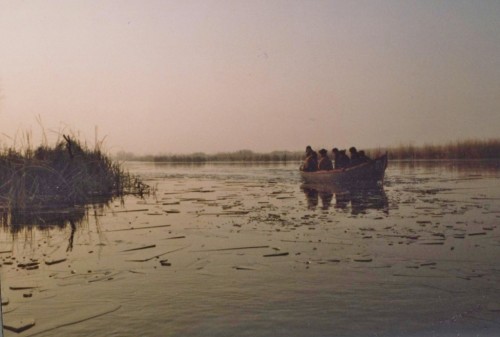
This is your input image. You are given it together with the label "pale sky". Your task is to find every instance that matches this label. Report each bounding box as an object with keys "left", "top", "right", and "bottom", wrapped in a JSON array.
[{"left": 1, "top": 1, "right": 499, "bottom": 154}]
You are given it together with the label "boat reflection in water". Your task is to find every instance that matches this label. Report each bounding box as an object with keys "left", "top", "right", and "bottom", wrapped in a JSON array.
[{"left": 301, "top": 183, "right": 389, "bottom": 215}]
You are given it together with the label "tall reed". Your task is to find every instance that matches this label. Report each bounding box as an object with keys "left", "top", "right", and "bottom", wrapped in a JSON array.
[{"left": 0, "top": 135, "right": 149, "bottom": 210}]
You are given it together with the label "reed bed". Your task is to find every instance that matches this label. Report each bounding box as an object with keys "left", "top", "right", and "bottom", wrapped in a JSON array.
[
  {"left": 0, "top": 135, "right": 149, "bottom": 210},
  {"left": 117, "top": 150, "right": 304, "bottom": 163},
  {"left": 382, "top": 139, "right": 500, "bottom": 160},
  {"left": 116, "top": 138, "right": 500, "bottom": 163}
]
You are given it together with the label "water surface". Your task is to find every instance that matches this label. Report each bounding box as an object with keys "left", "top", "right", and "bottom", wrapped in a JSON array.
[{"left": 1, "top": 160, "right": 499, "bottom": 336}]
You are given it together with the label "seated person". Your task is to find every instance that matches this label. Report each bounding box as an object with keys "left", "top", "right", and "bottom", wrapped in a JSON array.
[
  {"left": 349, "top": 147, "right": 362, "bottom": 166},
  {"left": 358, "top": 150, "right": 371, "bottom": 163},
  {"left": 331, "top": 148, "right": 340, "bottom": 169},
  {"left": 301, "top": 145, "right": 318, "bottom": 172},
  {"left": 318, "top": 148, "right": 333, "bottom": 171},
  {"left": 335, "top": 149, "right": 350, "bottom": 169}
]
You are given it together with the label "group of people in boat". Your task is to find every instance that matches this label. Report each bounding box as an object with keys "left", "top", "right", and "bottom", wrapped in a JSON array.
[{"left": 301, "top": 145, "right": 371, "bottom": 172}]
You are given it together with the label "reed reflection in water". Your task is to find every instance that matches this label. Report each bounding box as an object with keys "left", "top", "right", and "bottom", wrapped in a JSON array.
[{"left": 0, "top": 198, "right": 114, "bottom": 252}]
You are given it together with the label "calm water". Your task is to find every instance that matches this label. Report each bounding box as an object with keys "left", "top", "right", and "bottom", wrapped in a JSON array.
[{"left": 1, "top": 160, "right": 500, "bottom": 336}]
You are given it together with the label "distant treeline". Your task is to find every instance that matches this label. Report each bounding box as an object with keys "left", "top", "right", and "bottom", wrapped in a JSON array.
[
  {"left": 116, "top": 150, "right": 304, "bottom": 163},
  {"left": 115, "top": 139, "right": 500, "bottom": 163}
]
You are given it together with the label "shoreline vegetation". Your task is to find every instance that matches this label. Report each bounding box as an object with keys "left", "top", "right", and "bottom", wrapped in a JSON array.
[
  {"left": 115, "top": 139, "right": 500, "bottom": 163},
  {"left": 0, "top": 135, "right": 149, "bottom": 212}
]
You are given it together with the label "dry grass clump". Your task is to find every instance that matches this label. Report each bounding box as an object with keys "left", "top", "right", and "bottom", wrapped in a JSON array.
[{"left": 0, "top": 135, "right": 149, "bottom": 210}]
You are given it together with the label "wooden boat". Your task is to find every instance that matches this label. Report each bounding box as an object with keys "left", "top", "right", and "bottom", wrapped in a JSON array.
[{"left": 300, "top": 154, "right": 388, "bottom": 186}]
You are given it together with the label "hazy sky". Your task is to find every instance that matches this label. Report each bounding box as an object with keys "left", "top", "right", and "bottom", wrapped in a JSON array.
[{"left": 1, "top": 1, "right": 499, "bottom": 154}]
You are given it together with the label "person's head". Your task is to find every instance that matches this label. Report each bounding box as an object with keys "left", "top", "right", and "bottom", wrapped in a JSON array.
[
  {"left": 319, "top": 149, "right": 327, "bottom": 157},
  {"left": 349, "top": 147, "right": 357, "bottom": 154},
  {"left": 332, "top": 148, "right": 339, "bottom": 154},
  {"left": 306, "top": 145, "right": 312, "bottom": 154},
  {"left": 359, "top": 150, "right": 365, "bottom": 156}
]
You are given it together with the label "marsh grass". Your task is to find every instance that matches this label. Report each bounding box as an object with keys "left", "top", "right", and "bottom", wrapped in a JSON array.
[
  {"left": 382, "top": 139, "right": 500, "bottom": 160},
  {"left": 117, "top": 139, "right": 500, "bottom": 163},
  {"left": 117, "top": 150, "right": 304, "bottom": 163},
  {"left": 0, "top": 135, "right": 149, "bottom": 212}
]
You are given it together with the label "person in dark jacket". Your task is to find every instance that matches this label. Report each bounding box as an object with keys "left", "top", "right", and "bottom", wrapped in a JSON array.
[
  {"left": 333, "top": 148, "right": 350, "bottom": 169},
  {"left": 301, "top": 145, "right": 318, "bottom": 172},
  {"left": 358, "top": 150, "right": 371, "bottom": 163},
  {"left": 349, "top": 147, "right": 361, "bottom": 166},
  {"left": 339, "top": 150, "right": 350, "bottom": 168},
  {"left": 318, "top": 148, "right": 333, "bottom": 171},
  {"left": 331, "top": 148, "right": 340, "bottom": 169}
]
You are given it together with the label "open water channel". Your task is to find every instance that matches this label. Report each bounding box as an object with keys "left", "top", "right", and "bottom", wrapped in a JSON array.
[{"left": 0, "top": 160, "right": 499, "bottom": 336}]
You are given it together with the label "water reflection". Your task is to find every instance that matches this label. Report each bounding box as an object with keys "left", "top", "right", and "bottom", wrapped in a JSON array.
[
  {"left": 3, "top": 205, "right": 87, "bottom": 230},
  {"left": 0, "top": 199, "right": 114, "bottom": 251},
  {"left": 301, "top": 183, "right": 389, "bottom": 214}
]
